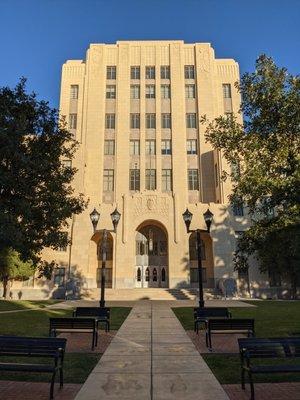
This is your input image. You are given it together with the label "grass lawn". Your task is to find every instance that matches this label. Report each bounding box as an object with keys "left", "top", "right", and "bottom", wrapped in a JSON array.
[
  {"left": 173, "top": 301, "right": 300, "bottom": 384},
  {"left": 0, "top": 299, "right": 61, "bottom": 312},
  {"left": 0, "top": 304, "right": 131, "bottom": 383}
]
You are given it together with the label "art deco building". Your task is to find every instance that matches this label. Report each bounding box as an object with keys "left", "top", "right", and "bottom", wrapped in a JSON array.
[{"left": 44, "top": 40, "right": 261, "bottom": 294}]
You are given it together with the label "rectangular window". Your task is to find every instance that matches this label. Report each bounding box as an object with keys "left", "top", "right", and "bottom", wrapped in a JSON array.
[
  {"left": 104, "top": 140, "right": 115, "bottom": 155},
  {"left": 130, "top": 113, "right": 140, "bottom": 129},
  {"left": 106, "top": 85, "right": 116, "bottom": 99},
  {"left": 161, "top": 65, "right": 170, "bottom": 79},
  {"left": 186, "top": 113, "right": 197, "bottom": 128},
  {"left": 131, "top": 66, "right": 140, "bottom": 80},
  {"left": 188, "top": 169, "right": 199, "bottom": 190},
  {"left": 103, "top": 169, "right": 114, "bottom": 191},
  {"left": 146, "top": 66, "right": 155, "bottom": 79},
  {"left": 223, "top": 83, "right": 232, "bottom": 98},
  {"left": 107, "top": 66, "right": 116, "bottom": 80},
  {"left": 184, "top": 65, "right": 195, "bottom": 79},
  {"left": 70, "top": 85, "right": 79, "bottom": 99},
  {"left": 105, "top": 114, "right": 115, "bottom": 129},
  {"left": 185, "top": 84, "right": 195, "bottom": 98},
  {"left": 146, "top": 85, "right": 155, "bottom": 98},
  {"left": 54, "top": 267, "right": 65, "bottom": 286},
  {"left": 146, "top": 113, "right": 156, "bottom": 129},
  {"left": 69, "top": 113, "right": 77, "bottom": 129},
  {"left": 130, "top": 140, "right": 140, "bottom": 155},
  {"left": 161, "top": 84, "right": 171, "bottom": 99},
  {"left": 130, "top": 85, "right": 140, "bottom": 99},
  {"left": 145, "top": 169, "right": 156, "bottom": 190},
  {"left": 161, "top": 139, "right": 172, "bottom": 155},
  {"left": 162, "top": 169, "right": 172, "bottom": 191},
  {"left": 232, "top": 202, "right": 244, "bottom": 216},
  {"left": 129, "top": 169, "right": 140, "bottom": 191},
  {"left": 146, "top": 139, "right": 156, "bottom": 155},
  {"left": 187, "top": 139, "right": 197, "bottom": 154},
  {"left": 161, "top": 113, "right": 171, "bottom": 129}
]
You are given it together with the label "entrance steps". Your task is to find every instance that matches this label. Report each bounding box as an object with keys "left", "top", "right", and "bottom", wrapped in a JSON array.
[{"left": 79, "top": 288, "right": 222, "bottom": 301}]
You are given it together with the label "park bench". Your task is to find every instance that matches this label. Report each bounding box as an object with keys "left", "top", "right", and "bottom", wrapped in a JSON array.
[
  {"left": 193, "top": 307, "right": 232, "bottom": 334},
  {"left": 73, "top": 307, "right": 110, "bottom": 332},
  {"left": 0, "top": 335, "right": 66, "bottom": 399},
  {"left": 206, "top": 318, "right": 255, "bottom": 350},
  {"left": 238, "top": 337, "right": 300, "bottom": 400},
  {"left": 49, "top": 317, "right": 97, "bottom": 350}
]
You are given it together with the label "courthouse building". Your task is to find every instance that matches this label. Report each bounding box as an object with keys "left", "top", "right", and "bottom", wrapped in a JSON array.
[{"left": 41, "top": 40, "right": 267, "bottom": 296}]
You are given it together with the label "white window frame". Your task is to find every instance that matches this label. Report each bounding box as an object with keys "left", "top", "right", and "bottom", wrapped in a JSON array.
[
  {"left": 161, "top": 139, "right": 171, "bottom": 155},
  {"left": 188, "top": 169, "right": 199, "bottom": 190},
  {"left": 162, "top": 169, "right": 172, "bottom": 191},
  {"left": 146, "top": 66, "right": 155, "bottom": 79},
  {"left": 107, "top": 66, "right": 116, "bottom": 80},
  {"left": 106, "top": 85, "right": 116, "bottom": 99},
  {"left": 130, "top": 140, "right": 140, "bottom": 155},
  {"left": 161, "top": 65, "right": 170, "bottom": 79},
  {"left": 103, "top": 169, "right": 114, "bottom": 191},
  {"left": 162, "top": 113, "right": 171, "bottom": 129},
  {"left": 105, "top": 114, "right": 115, "bottom": 129},
  {"left": 186, "top": 113, "right": 197, "bottom": 128},
  {"left": 185, "top": 84, "right": 195, "bottom": 99},
  {"left": 130, "top": 85, "right": 140, "bottom": 99},
  {"left": 104, "top": 140, "right": 115, "bottom": 155},
  {"left": 146, "top": 140, "right": 156, "bottom": 155},
  {"left": 146, "top": 85, "right": 155, "bottom": 99},
  {"left": 184, "top": 65, "right": 195, "bottom": 79},
  {"left": 146, "top": 113, "right": 156, "bottom": 129},
  {"left": 187, "top": 139, "right": 197, "bottom": 154},
  {"left": 161, "top": 84, "right": 170, "bottom": 99},
  {"left": 130, "top": 113, "right": 140, "bottom": 129},
  {"left": 70, "top": 85, "right": 79, "bottom": 99}
]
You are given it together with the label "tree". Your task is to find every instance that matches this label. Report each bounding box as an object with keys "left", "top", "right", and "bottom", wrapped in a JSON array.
[
  {"left": 0, "top": 78, "right": 86, "bottom": 281},
  {"left": 203, "top": 55, "right": 300, "bottom": 296},
  {"left": 0, "top": 248, "right": 35, "bottom": 298}
]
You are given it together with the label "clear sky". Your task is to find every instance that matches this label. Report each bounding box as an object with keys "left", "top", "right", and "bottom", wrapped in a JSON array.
[{"left": 0, "top": 0, "right": 299, "bottom": 108}]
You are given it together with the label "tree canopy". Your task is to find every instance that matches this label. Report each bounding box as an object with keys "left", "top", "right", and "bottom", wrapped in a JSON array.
[
  {"left": 0, "top": 78, "right": 86, "bottom": 277},
  {"left": 203, "top": 55, "right": 300, "bottom": 295}
]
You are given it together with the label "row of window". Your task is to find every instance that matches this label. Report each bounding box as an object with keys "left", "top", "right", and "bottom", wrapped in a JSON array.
[
  {"left": 104, "top": 113, "right": 197, "bottom": 129},
  {"left": 103, "top": 169, "right": 199, "bottom": 191},
  {"left": 104, "top": 139, "right": 198, "bottom": 155},
  {"left": 107, "top": 65, "right": 192, "bottom": 80},
  {"left": 70, "top": 83, "right": 231, "bottom": 100}
]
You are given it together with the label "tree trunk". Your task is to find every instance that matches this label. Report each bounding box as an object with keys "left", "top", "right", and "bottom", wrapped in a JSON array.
[{"left": 2, "top": 276, "right": 9, "bottom": 299}]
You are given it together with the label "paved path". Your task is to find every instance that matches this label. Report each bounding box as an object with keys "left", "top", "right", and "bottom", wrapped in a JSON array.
[{"left": 75, "top": 302, "right": 229, "bottom": 400}]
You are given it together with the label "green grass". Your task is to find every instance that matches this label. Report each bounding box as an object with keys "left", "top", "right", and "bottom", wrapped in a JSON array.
[
  {"left": 172, "top": 301, "right": 300, "bottom": 337},
  {"left": 0, "top": 353, "right": 101, "bottom": 383},
  {"left": 0, "top": 300, "right": 61, "bottom": 312},
  {"left": 173, "top": 301, "right": 300, "bottom": 384}
]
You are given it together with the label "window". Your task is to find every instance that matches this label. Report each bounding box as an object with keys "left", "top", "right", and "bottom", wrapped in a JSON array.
[
  {"left": 54, "top": 267, "right": 65, "bottom": 286},
  {"left": 161, "top": 84, "right": 171, "bottom": 99},
  {"left": 185, "top": 84, "right": 195, "bottom": 98},
  {"left": 185, "top": 65, "right": 195, "bottom": 79},
  {"left": 161, "top": 65, "right": 170, "bottom": 79},
  {"left": 103, "top": 169, "right": 114, "bottom": 191},
  {"left": 223, "top": 83, "right": 232, "bottom": 98},
  {"left": 146, "top": 113, "right": 156, "bottom": 129},
  {"left": 232, "top": 202, "right": 244, "bottom": 216},
  {"left": 161, "top": 139, "right": 172, "bottom": 155},
  {"left": 130, "top": 140, "right": 140, "bottom": 155},
  {"left": 161, "top": 267, "right": 166, "bottom": 282},
  {"left": 153, "top": 268, "right": 158, "bottom": 281},
  {"left": 62, "top": 159, "right": 72, "bottom": 168},
  {"left": 105, "top": 114, "right": 115, "bottom": 129},
  {"left": 162, "top": 169, "right": 172, "bottom": 191},
  {"left": 70, "top": 85, "right": 79, "bottom": 99},
  {"left": 130, "top": 169, "right": 140, "bottom": 191},
  {"left": 187, "top": 139, "right": 197, "bottom": 154},
  {"left": 162, "top": 113, "right": 171, "bottom": 129},
  {"left": 107, "top": 66, "right": 116, "bottom": 80},
  {"left": 131, "top": 66, "right": 140, "bottom": 80},
  {"left": 145, "top": 267, "right": 150, "bottom": 281},
  {"left": 188, "top": 169, "right": 199, "bottom": 190},
  {"left": 69, "top": 114, "right": 77, "bottom": 129},
  {"left": 190, "top": 268, "right": 207, "bottom": 283},
  {"left": 137, "top": 267, "right": 141, "bottom": 281},
  {"left": 186, "top": 113, "right": 197, "bottom": 128},
  {"left": 146, "top": 140, "right": 156, "bottom": 155},
  {"left": 146, "top": 66, "right": 155, "bottom": 79},
  {"left": 146, "top": 85, "right": 155, "bottom": 98},
  {"left": 189, "top": 234, "right": 206, "bottom": 261},
  {"left": 106, "top": 85, "right": 116, "bottom": 99},
  {"left": 130, "top": 113, "right": 140, "bottom": 129},
  {"left": 146, "top": 169, "right": 156, "bottom": 190},
  {"left": 104, "top": 140, "right": 115, "bottom": 155},
  {"left": 130, "top": 85, "right": 140, "bottom": 99}
]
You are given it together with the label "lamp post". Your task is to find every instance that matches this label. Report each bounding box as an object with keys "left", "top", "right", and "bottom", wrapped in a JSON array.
[
  {"left": 89, "top": 207, "right": 121, "bottom": 308},
  {"left": 182, "top": 208, "right": 213, "bottom": 308}
]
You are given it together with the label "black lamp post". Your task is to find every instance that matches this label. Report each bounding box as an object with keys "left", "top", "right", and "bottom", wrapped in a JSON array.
[
  {"left": 182, "top": 208, "right": 213, "bottom": 308},
  {"left": 89, "top": 207, "right": 121, "bottom": 308}
]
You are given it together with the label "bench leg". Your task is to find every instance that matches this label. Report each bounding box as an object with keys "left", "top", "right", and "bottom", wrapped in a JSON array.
[
  {"left": 249, "top": 372, "right": 255, "bottom": 400},
  {"left": 241, "top": 367, "right": 245, "bottom": 390},
  {"left": 59, "top": 366, "right": 63, "bottom": 389},
  {"left": 95, "top": 330, "right": 98, "bottom": 347},
  {"left": 50, "top": 370, "right": 56, "bottom": 399},
  {"left": 208, "top": 331, "right": 212, "bottom": 350}
]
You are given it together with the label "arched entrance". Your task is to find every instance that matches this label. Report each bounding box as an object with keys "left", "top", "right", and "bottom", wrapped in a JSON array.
[
  {"left": 95, "top": 231, "right": 113, "bottom": 288},
  {"left": 135, "top": 221, "right": 168, "bottom": 288}
]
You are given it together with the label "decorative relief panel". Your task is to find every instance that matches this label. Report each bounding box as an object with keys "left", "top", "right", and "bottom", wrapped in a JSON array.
[
  {"left": 133, "top": 195, "right": 170, "bottom": 218},
  {"left": 197, "top": 48, "right": 210, "bottom": 74}
]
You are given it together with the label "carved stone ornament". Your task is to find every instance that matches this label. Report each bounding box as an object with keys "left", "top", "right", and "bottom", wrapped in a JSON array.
[
  {"left": 134, "top": 195, "right": 169, "bottom": 218},
  {"left": 198, "top": 48, "right": 210, "bottom": 73}
]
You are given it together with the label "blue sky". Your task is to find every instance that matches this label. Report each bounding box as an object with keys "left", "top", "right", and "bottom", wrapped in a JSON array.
[{"left": 0, "top": 0, "right": 299, "bottom": 108}]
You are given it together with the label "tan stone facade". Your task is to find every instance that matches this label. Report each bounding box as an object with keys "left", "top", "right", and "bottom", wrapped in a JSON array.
[{"left": 39, "top": 40, "right": 269, "bottom": 295}]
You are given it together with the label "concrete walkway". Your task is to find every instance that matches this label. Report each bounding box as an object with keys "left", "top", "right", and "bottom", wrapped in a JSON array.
[{"left": 75, "top": 302, "right": 229, "bottom": 400}]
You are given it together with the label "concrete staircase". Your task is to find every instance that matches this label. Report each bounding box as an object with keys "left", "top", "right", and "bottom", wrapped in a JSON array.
[{"left": 79, "top": 288, "right": 222, "bottom": 301}]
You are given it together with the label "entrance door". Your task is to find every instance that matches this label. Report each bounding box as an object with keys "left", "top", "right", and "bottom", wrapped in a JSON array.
[{"left": 135, "top": 223, "right": 168, "bottom": 288}]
